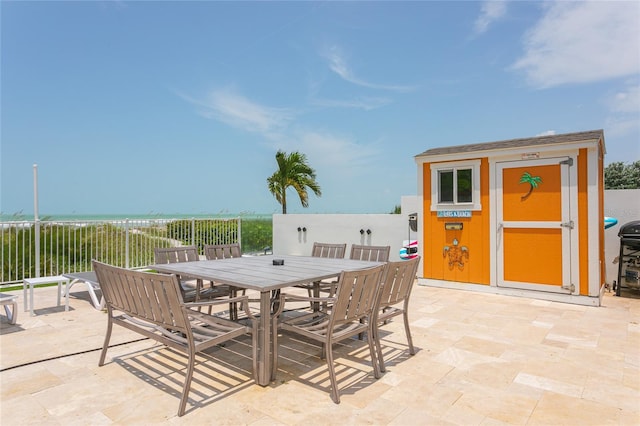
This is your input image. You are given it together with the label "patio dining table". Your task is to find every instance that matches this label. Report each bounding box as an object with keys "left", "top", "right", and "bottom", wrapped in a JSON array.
[{"left": 150, "top": 254, "right": 384, "bottom": 386}]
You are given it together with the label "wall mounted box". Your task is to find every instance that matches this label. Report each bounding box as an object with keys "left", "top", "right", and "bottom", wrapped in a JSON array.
[{"left": 445, "top": 223, "right": 463, "bottom": 231}]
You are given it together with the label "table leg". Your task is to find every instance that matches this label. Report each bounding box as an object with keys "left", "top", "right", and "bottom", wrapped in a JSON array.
[
  {"left": 312, "top": 281, "right": 320, "bottom": 312},
  {"left": 257, "top": 291, "right": 272, "bottom": 386}
]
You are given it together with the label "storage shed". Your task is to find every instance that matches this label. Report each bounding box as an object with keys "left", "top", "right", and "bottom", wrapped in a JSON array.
[{"left": 415, "top": 129, "right": 606, "bottom": 306}]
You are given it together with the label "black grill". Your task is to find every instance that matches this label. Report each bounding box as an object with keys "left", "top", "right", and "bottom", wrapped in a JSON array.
[{"left": 616, "top": 220, "right": 640, "bottom": 296}]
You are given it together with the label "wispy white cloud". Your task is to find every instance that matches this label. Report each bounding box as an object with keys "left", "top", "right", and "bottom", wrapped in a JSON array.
[
  {"left": 606, "top": 83, "right": 640, "bottom": 114},
  {"left": 286, "top": 129, "right": 381, "bottom": 179},
  {"left": 512, "top": 1, "right": 640, "bottom": 89},
  {"left": 180, "top": 88, "right": 293, "bottom": 135},
  {"left": 605, "top": 116, "right": 640, "bottom": 139},
  {"left": 604, "top": 81, "right": 640, "bottom": 138},
  {"left": 257, "top": 125, "right": 381, "bottom": 180},
  {"left": 310, "top": 96, "right": 391, "bottom": 111},
  {"left": 536, "top": 130, "right": 556, "bottom": 137},
  {"left": 99, "top": 0, "right": 128, "bottom": 11},
  {"left": 180, "top": 88, "right": 382, "bottom": 174},
  {"left": 474, "top": 1, "right": 508, "bottom": 35},
  {"left": 322, "top": 45, "right": 417, "bottom": 93}
]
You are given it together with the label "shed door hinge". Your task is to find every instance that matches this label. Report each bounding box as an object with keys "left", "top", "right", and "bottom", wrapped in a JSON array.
[{"left": 560, "top": 158, "right": 573, "bottom": 166}]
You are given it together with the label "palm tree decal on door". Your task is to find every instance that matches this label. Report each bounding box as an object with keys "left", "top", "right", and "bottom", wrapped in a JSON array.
[{"left": 519, "top": 172, "right": 542, "bottom": 200}]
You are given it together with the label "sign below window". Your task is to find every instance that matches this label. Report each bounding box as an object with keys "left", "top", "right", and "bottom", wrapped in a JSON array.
[{"left": 437, "top": 210, "right": 472, "bottom": 218}]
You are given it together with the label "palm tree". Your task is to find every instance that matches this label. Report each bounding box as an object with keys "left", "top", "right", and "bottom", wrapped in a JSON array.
[
  {"left": 519, "top": 171, "right": 542, "bottom": 200},
  {"left": 267, "top": 150, "right": 322, "bottom": 214}
]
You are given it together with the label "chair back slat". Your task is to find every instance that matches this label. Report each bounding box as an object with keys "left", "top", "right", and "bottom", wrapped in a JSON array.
[
  {"left": 154, "top": 246, "right": 199, "bottom": 264},
  {"left": 93, "top": 260, "right": 189, "bottom": 332},
  {"left": 377, "top": 256, "right": 420, "bottom": 308},
  {"left": 204, "top": 243, "right": 242, "bottom": 260},
  {"left": 349, "top": 244, "right": 390, "bottom": 262},
  {"left": 311, "top": 242, "right": 346, "bottom": 259},
  {"left": 331, "top": 265, "right": 385, "bottom": 325}
]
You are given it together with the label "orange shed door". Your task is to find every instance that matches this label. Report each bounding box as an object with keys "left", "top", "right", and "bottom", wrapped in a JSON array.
[{"left": 496, "top": 157, "right": 575, "bottom": 293}]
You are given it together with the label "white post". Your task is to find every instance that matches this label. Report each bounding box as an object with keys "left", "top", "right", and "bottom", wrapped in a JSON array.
[
  {"left": 125, "top": 218, "right": 130, "bottom": 269},
  {"left": 34, "top": 164, "right": 41, "bottom": 278}
]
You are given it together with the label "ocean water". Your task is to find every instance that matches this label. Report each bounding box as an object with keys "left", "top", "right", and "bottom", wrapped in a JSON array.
[{"left": 0, "top": 212, "right": 273, "bottom": 222}]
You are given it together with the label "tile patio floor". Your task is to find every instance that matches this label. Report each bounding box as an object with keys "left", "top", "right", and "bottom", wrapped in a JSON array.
[{"left": 1, "top": 283, "right": 639, "bottom": 425}]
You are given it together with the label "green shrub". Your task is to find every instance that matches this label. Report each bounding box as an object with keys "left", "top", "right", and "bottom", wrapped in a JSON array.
[
  {"left": 241, "top": 218, "right": 272, "bottom": 253},
  {"left": 1, "top": 217, "right": 274, "bottom": 284}
]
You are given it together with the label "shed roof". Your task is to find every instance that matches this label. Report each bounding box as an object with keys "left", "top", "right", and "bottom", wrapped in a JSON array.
[{"left": 415, "top": 129, "right": 604, "bottom": 158}]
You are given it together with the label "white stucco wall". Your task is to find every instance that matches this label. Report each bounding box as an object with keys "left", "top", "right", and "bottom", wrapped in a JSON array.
[
  {"left": 272, "top": 213, "right": 412, "bottom": 261},
  {"left": 272, "top": 196, "right": 420, "bottom": 261},
  {"left": 603, "top": 189, "right": 640, "bottom": 285}
]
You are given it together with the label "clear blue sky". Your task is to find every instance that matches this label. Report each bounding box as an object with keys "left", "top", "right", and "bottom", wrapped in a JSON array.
[{"left": 1, "top": 1, "right": 638, "bottom": 217}]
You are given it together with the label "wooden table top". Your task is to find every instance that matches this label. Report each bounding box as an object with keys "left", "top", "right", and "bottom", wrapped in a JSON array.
[{"left": 150, "top": 254, "right": 384, "bottom": 292}]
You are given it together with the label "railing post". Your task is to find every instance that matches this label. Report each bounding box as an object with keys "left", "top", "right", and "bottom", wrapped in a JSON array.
[
  {"left": 125, "top": 219, "right": 130, "bottom": 269},
  {"left": 237, "top": 217, "right": 242, "bottom": 248},
  {"left": 33, "top": 164, "right": 40, "bottom": 278},
  {"left": 34, "top": 220, "right": 40, "bottom": 278},
  {"left": 191, "top": 218, "right": 196, "bottom": 248}
]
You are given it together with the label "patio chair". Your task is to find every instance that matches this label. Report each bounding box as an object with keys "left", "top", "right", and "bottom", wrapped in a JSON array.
[
  {"left": 372, "top": 256, "right": 421, "bottom": 373},
  {"left": 277, "top": 264, "right": 386, "bottom": 403},
  {"left": 93, "top": 260, "right": 257, "bottom": 417},
  {"left": 349, "top": 244, "right": 391, "bottom": 262},
  {"left": 154, "top": 245, "right": 201, "bottom": 264},
  {"left": 63, "top": 271, "right": 104, "bottom": 310},
  {"left": 154, "top": 246, "right": 231, "bottom": 306},
  {"left": 204, "top": 243, "right": 242, "bottom": 260},
  {"left": 315, "top": 244, "right": 390, "bottom": 306},
  {"left": 295, "top": 242, "right": 347, "bottom": 306},
  {"left": 203, "top": 243, "right": 245, "bottom": 319},
  {"left": 310, "top": 242, "right": 347, "bottom": 258},
  {"left": 0, "top": 293, "right": 18, "bottom": 325}
]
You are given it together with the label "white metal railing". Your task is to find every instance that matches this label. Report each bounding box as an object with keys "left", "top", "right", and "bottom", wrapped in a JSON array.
[{"left": 0, "top": 217, "right": 240, "bottom": 286}]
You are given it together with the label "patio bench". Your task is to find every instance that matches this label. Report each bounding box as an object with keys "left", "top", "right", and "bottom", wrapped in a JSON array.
[{"left": 93, "top": 260, "right": 258, "bottom": 417}]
